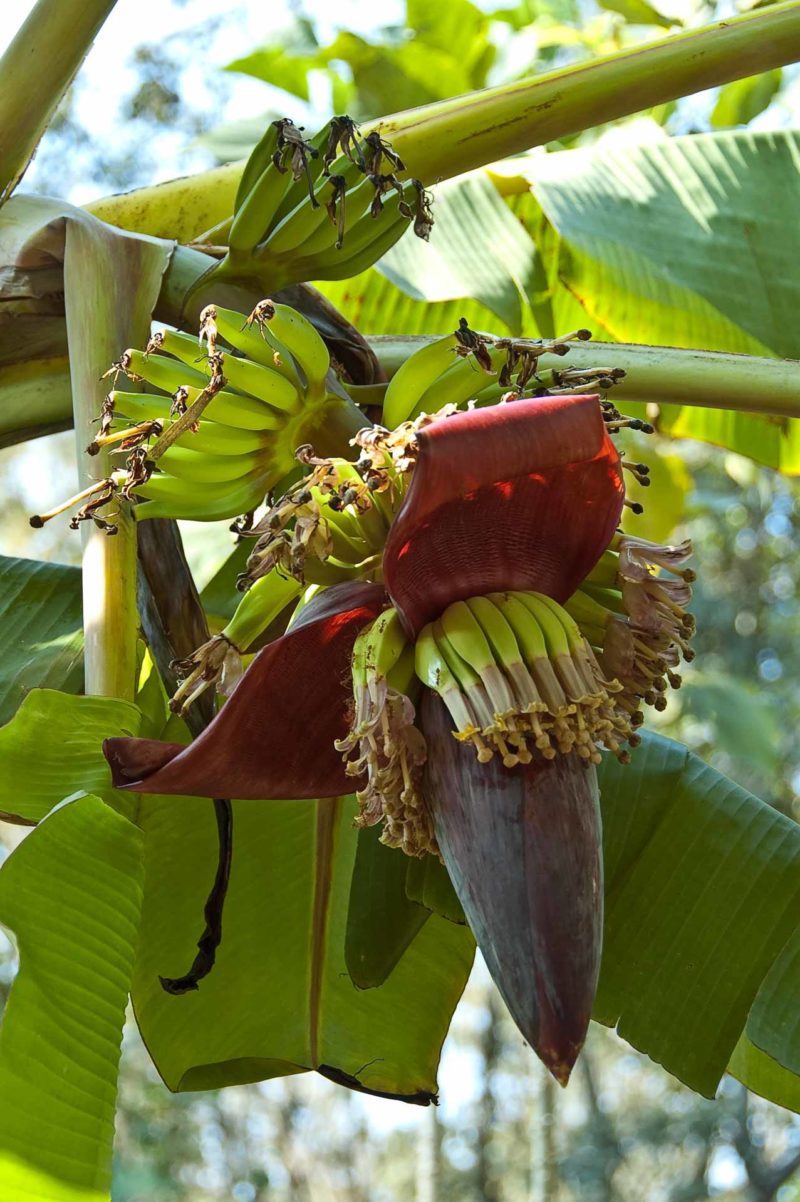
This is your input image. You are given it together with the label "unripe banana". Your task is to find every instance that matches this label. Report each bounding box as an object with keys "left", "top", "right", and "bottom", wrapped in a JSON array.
[
  {"left": 157, "top": 329, "right": 301, "bottom": 413},
  {"left": 440, "top": 600, "right": 516, "bottom": 716},
  {"left": 299, "top": 204, "right": 408, "bottom": 281},
  {"left": 206, "top": 305, "right": 300, "bottom": 387},
  {"left": 464, "top": 595, "right": 523, "bottom": 670},
  {"left": 124, "top": 349, "right": 208, "bottom": 394},
  {"left": 105, "top": 408, "right": 269, "bottom": 455},
  {"left": 383, "top": 333, "right": 460, "bottom": 429},
  {"left": 234, "top": 119, "right": 283, "bottom": 212},
  {"left": 439, "top": 601, "right": 497, "bottom": 676},
  {"left": 228, "top": 122, "right": 295, "bottom": 252},
  {"left": 224, "top": 570, "right": 301, "bottom": 651},
  {"left": 564, "top": 589, "right": 613, "bottom": 633},
  {"left": 414, "top": 347, "right": 504, "bottom": 418},
  {"left": 415, "top": 623, "right": 478, "bottom": 738},
  {"left": 366, "top": 608, "right": 409, "bottom": 679},
  {"left": 268, "top": 119, "right": 340, "bottom": 227},
  {"left": 415, "top": 624, "right": 458, "bottom": 694},
  {"left": 486, "top": 593, "right": 548, "bottom": 666},
  {"left": 530, "top": 592, "right": 587, "bottom": 655},
  {"left": 111, "top": 386, "right": 283, "bottom": 432},
  {"left": 513, "top": 593, "right": 571, "bottom": 660},
  {"left": 155, "top": 446, "right": 264, "bottom": 484},
  {"left": 258, "top": 302, "right": 330, "bottom": 391},
  {"left": 265, "top": 159, "right": 367, "bottom": 258},
  {"left": 135, "top": 470, "right": 273, "bottom": 522}
]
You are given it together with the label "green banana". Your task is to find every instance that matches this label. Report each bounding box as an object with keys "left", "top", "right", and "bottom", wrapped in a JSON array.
[
  {"left": 415, "top": 623, "right": 482, "bottom": 741},
  {"left": 413, "top": 346, "right": 505, "bottom": 418},
  {"left": 228, "top": 122, "right": 296, "bottom": 252},
  {"left": 258, "top": 302, "right": 330, "bottom": 391},
  {"left": 530, "top": 592, "right": 587, "bottom": 656},
  {"left": 298, "top": 203, "right": 408, "bottom": 282},
  {"left": 134, "top": 470, "right": 272, "bottom": 522},
  {"left": 208, "top": 304, "right": 301, "bottom": 388},
  {"left": 267, "top": 119, "right": 342, "bottom": 228},
  {"left": 157, "top": 329, "right": 301, "bottom": 413},
  {"left": 564, "top": 588, "right": 613, "bottom": 636},
  {"left": 224, "top": 570, "right": 301, "bottom": 651},
  {"left": 264, "top": 159, "right": 369, "bottom": 259},
  {"left": 234, "top": 120, "right": 283, "bottom": 213},
  {"left": 154, "top": 445, "right": 264, "bottom": 485},
  {"left": 382, "top": 333, "right": 461, "bottom": 429},
  {"left": 439, "top": 600, "right": 497, "bottom": 678},
  {"left": 104, "top": 407, "right": 270, "bottom": 455},
  {"left": 440, "top": 600, "right": 516, "bottom": 717},
  {"left": 464, "top": 595, "right": 523, "bottom": 673},
  {"left": 580, "top": 582, "right": 626, "bottom": 615},
  {"left": 123, "top": 348, "right": 208, "bottom": 394},
  {"left": 486, "top": 593, "right": 548, "bottom": 667},
  {"left": 111, "top": 386, "right": 283, "bottom": 433},
  {"left": 513, "top": 592, "right": 571, "bottom": 660},
  {"left": 363, "top": 608, "right": 409, "bottom": 680}
]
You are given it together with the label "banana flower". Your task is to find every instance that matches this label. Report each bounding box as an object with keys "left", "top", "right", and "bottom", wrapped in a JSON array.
[{"left": 105, "top": 391, "right": 693, "bottom": 1085}]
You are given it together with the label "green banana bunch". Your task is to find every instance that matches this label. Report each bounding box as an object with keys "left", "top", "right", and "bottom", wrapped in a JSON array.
[
  {"left": 380, "top": 321, "right": 508, "bottom": 428},
  {"left": 415, "top": 590, "right": 638, "bottom": 766},
  {"left": 32, "top": 299, "right": 368, "bottom": 529},
  {"left": 211, "top": 114, "right": 435, "bottom": 292},
  {"left": 378, "top": 323, "right": 627, "bottom": 428}
]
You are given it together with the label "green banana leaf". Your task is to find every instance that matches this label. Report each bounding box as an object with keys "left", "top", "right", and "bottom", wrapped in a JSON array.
[
  {"left": 340, "top": 130, "right": 800, "bottom": 470},
  {"left": 0, "top": 556, "right": 83, "bottom": 725},
  {"left": 0, "top": 690, "right": 142, "bottom": 825},
  {"left": 739, "top": 926, "right": 800, "bottom": 1081},
  {"left": 133, "top": 787, "right": 475, "bottom": 1098},
  {"left": 0, "top": 695, "right": 475, "bottom": 1103},
  {"left": 729, "top": 1033, "right": 800, "bottom": 1114},
  {"left": 2, "top": 688, "right": 800, "bottom": 1119},
  {"left": 378, "top": 173, "right": 538, "bottom": 333},
  {"left": 526, "top": 129, "right": 800, "bottom": 470},
  {"left": 596, "top": 731, "right": 800, "bottom": 1105},
  {"left": 345, "top": 825, "right": 430, "bottom": 989},
  {"left": 0, "top": 793, "right": 143, "bottom": 1201},
  {"left": 318, "top": 269, "right": 499, "bottom": 339}
]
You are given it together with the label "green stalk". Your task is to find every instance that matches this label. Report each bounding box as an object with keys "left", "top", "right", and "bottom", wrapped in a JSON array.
[
  {"left": 0, "top": 0, "right": 118, "bottom": 201},
  {"left": 369, "top": 337, "right": 800, "bottom": 420},
  {"left": 381, "top": 2, "right": 800, "bottom": 183},
  {"left": 86, "top": 2, "right": 800, "bottom": 238}
]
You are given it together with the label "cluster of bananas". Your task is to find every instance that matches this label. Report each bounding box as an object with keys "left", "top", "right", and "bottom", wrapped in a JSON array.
[
  {"left": 207, "top": 115, "right": 435, "bottom": 290},
  {"left": 31, "top": 299, "right": 367, "bottom": 530},
  {"left": 381, "top": 321, "right": 631, "bottom": 429},
  {"left": 416, "top": 592, "right": 637, "bottom": 769}
]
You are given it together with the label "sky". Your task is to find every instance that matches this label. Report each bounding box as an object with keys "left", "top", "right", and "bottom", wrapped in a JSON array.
[{"left": 4, "top": 0, "right": 405, "bottom": 203}]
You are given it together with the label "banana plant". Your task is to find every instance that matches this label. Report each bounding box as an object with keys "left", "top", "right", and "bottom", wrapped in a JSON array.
[{"left": 3, "top": 2, "right": 800, "bottom": 1199}]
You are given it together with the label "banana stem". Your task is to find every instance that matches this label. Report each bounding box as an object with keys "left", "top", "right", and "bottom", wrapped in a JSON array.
[
  {"left": 379, "top": 2, "right": 800, "bottom": 183},
  {"left": 0, "top": 0, "right": 118, "bottom": 201},
  {"left": 369, "top": 337, "right": 800, "bottom": 421}
]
